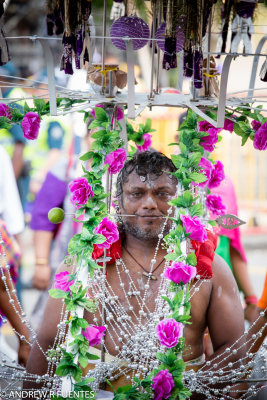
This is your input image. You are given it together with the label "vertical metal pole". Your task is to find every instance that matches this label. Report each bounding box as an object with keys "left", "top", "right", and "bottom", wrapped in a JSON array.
[
  {"left": 126, "top": 40, "right": 135, "bottom": 118},
  {"left": 149, "top": 0, "right": 157, "bottom": 99},
  {"left": 205, "top": 13, "right": 212, "bottom": 97},
  {"left": 155, "top": 0, "right": 162, "bottom": 94},
  {"left": 101, "top": 0, "right": 107, "bottom": 94}
]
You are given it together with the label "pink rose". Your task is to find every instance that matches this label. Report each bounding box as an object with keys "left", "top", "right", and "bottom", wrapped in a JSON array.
[
  {"left": 251, "top": 120, "right": 261, "bottom": 132},
  {"left": 91, "top": 104, "right": 104, "bottom": 119},
  {"left": 199, "top": 127, "right": 219, "bottom": 152},
  {"left": 152, "top": 369, "right": 174, "bottom": 400},
  {"left": 111, "top": 106, "right": 124, "bottom": 125},
  {"left": 54, "top": 271, "right": 74, "bottom": 292},
  {"left": 164, "top": 261, "right": 196, "bottom": 284},
  {"left": 180, "top": 214, "right": 207, "bottom": 243},
  {"left": 21, "top": 112, "right": 40, "bottom": 140},
  {"left": 206, "top": 194, "right": 226, "bottom": 216},
  {"left": 198, "top": 120, "right": 218, "bottom": 132},
  {"left": 94, "top": 217, "right": 119, "bottom": 249},
  {"left": 208, "top": 160, "right": 225, "bottom": 189},
  {"left": 69, "top": 177, "right": 94, "bottom": 208},
  {"left": 0, "top": 103, "right": 12, "bottom": 119},
  {"left": 82, "top": 325, "right": 106, "bottom": 346},
  {"left": 136, "top": 133, "right": 152, "bottom": 152},
  {"left": 105, "top": 148, "right": 127, "bottom": 175},
  {"left": 224, "top": 118, "right": 234, "bottom": 133},
  {"left": 253, "top": 121, "right": 267, "bottom": 151},
  {"left": 156, "top": 318, "right": 183, "bottom": 348},
  {"left": 197, "top": 157, "right": 212, "bottom": 187}
]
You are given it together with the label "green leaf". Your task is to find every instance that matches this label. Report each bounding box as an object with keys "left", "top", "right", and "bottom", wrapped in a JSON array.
[
  {"left": 187, "top": 152, "right": 201, "bottom": 167},
  {"left": 23, "top": 102, "right": 31, "bottom": 113},
  {"left": 87, "top": 353, "right": 100, "bottom": 360},
  {"left": 91, "top": 129, "right": 107, "bottom": 139},
  {"left": 93, "top": 106, "right": 108, "bottom": 122},
  {"left": 189, "top": 203, "right": 203, "bottom": 217},
  {"left": 183, "top": 191, "right": 194, "bottom": 207},
  {"left": 188, "top": 172, "right": 207, "bottom": 184},
  {"left": 78, "top": 354, "right": 88, "bottom": 368},
  {"left": 0, "top": 116, "right": 11, "bottom": 130},
  {"left": 81, "top": 226, "right": 93, "bottom": 241},
  {"left": 185, "top": 252, "right": 197, "bottom": 266},
  {"left": 80, "top": 151, "right": 94, "bottom": 161},
  {"left": 33, "top": 98, "right": 46, "bottom": 113},
  {"left": 92, "top": 234, "right": 106, "bottom": 244},
  {"left": 144, "top": 118, "right": 152, "bottom": 132},
  {"left": 241, "top": 133, "right": 250, "bottom": 146},
  {"left": 48, "top": 289, "right": 67, "bottom": 299},
  {"left": 179, "top": 142, "right": 188, "bottom": 155}
]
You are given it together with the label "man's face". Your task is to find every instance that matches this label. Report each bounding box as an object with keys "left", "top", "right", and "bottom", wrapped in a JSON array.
[{"left": 118, "top": 171, "right": 177, "bottom": 242}]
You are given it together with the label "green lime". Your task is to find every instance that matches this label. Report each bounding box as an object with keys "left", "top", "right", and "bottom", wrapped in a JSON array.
[{"left": 48, "top": 208, "right": 65, "bottom": 224}]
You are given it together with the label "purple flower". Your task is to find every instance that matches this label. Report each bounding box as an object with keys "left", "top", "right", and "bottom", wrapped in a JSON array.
[
  {"left": 253, "top": 122, "right": 267, "bottom": 150},
  {"left": 54, "top": 271, "right": 74, "bottom": 292},
  {"left": 82, "top": 325, "right": 106, "bottom": 346},
  {"left": 224, "top": 118, "right": 234, "bottom": 133},
  {"left": 198, "top": 120, "right": 216, "bottom": 132},
  {"left": 94, "top": 217, "right": 119, "bottom": 249},
  {"left": 0, "top": 103, "right": 12, "bottom": 119},
  {"left": 197, "top": 157, "right": 212, "bottom": 187},
  {"left": 156, "top": 318, "right": 183, "bottom": 348},
  {"left": 136, "top": 133, "right": 152, "bottom": 152},
  {"left": 251, "top": 120, "right": 261, "bottom": 132},
  {"left": 152, "top": 369, "right": 174, "bottom": 400},
  {"left": 200, "top": 127, "right": 219, "bottom": 152},
  {"left": 105, "top": 148, "right": 127, "bottom": 175},
  {"left": 111, "top": 106, "right": 124, "bottom": 125},
  {"left": 164, "top": 261, "right": 196, "bottom": 284},
  {"left": 91, "top": 104, "right": 104, "bottom": 119},
  {"left": 206, "top": 194, "right": 226, "bottom": 216},
  {"left": 21, "top": 112, "right": 40, "bottom": 140},
  {"left": 69, "top": 177, "right": 94, "bottom": 208},
  {"left": 180, "top": 214, "right": 207, "bottom": 243},
  {"left": 208, "top": 160, "right": 225, "bottom": 189}
]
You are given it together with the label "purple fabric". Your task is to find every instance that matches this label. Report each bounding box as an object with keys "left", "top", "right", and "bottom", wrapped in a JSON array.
[
  {"left": 183, "top": 48, "right": 193, "bottom": 77},
  {"left": 194, "top": 49, "right": 203, "bottom": 89},
  {"left": 30, "top": 172, "right": 67, "bottom": 231}
]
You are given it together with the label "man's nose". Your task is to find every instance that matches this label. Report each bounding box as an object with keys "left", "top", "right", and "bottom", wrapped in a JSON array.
[{"left": 142, "top": 194, "right": 157, "bottom": 209}]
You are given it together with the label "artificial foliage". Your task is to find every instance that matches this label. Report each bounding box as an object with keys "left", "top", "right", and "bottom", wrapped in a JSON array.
[{"left": 1, "top": 99, "right": 267, "bottom": 399}]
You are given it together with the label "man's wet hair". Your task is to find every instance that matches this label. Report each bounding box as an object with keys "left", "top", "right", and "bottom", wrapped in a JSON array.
[{"left": 116, "top": 151, "right": 177, "bottom": 198}]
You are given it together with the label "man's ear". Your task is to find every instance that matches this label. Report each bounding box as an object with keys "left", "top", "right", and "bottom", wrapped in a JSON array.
[{"left": 117, "top": 196, "right": 123, "bottom": 213}]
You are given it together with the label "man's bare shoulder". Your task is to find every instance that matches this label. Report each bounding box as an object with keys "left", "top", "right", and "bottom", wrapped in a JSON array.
[{"left": 212, "top": 253, "right": 239, "bottom": 290}]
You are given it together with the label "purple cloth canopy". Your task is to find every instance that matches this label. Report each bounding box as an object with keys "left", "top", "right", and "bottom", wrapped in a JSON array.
[
  {"left": 30, "top": 172, "right": 67, "bottom": 231},
  {"left": 110, "top": 15, "right": 150, "bottom": 50}
]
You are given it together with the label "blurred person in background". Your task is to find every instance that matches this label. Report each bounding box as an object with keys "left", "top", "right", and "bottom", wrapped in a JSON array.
[
  {"left": 0, "top": 144, "right": 30, "bottom": 365},
  {"left": 29, "top": 113, "right": 87, "bottom": 330}
]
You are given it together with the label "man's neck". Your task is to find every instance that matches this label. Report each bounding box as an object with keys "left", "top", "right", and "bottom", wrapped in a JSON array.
[{"left": 123, "top": 232, "right": 166, "bottom": 262}]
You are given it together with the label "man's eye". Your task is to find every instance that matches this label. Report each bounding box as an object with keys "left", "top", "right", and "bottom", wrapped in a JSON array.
[
  {"left": 158, "top": 192, "right": 169, "bottom": 197},
  {"left": 131, "top": 192, "right": 142, "bottom": 198}
]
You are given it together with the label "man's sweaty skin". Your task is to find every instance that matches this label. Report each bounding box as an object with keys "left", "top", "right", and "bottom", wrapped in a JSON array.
[{"left": 25, "top": 171, "right": 245, "bottom": 394}]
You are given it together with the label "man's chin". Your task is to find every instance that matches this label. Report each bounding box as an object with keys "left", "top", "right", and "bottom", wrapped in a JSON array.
[{"left": 122, "top": 221, "right": 167, "bottom": 242}]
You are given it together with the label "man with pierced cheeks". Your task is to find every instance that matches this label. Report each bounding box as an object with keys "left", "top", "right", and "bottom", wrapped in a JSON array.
[{"left": 26, "top": 152, "right": 245, "bottom": 397}]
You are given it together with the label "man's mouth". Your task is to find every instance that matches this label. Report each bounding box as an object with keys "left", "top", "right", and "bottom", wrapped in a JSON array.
[{"left": 136, "top": 214, "right": 163, "bottom": 218}]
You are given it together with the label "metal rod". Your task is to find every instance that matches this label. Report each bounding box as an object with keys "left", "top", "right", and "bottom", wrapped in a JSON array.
[
  {"left": 205, "top": 12, "right": 212, "bottom": 97},
  {"left": 155, "top": 0, "right": 162, "bottom": 94},
  {"left": 101, "top": 0, "right": 107, "bottom": 94},
  {"left": 149, "top": 0, "right": 157, "bottom": 99}
]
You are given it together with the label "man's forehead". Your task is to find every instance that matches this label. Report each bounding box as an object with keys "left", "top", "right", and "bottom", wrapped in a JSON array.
[{"left": 122, "top": 170, "right": 176, "bottom": 188}]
